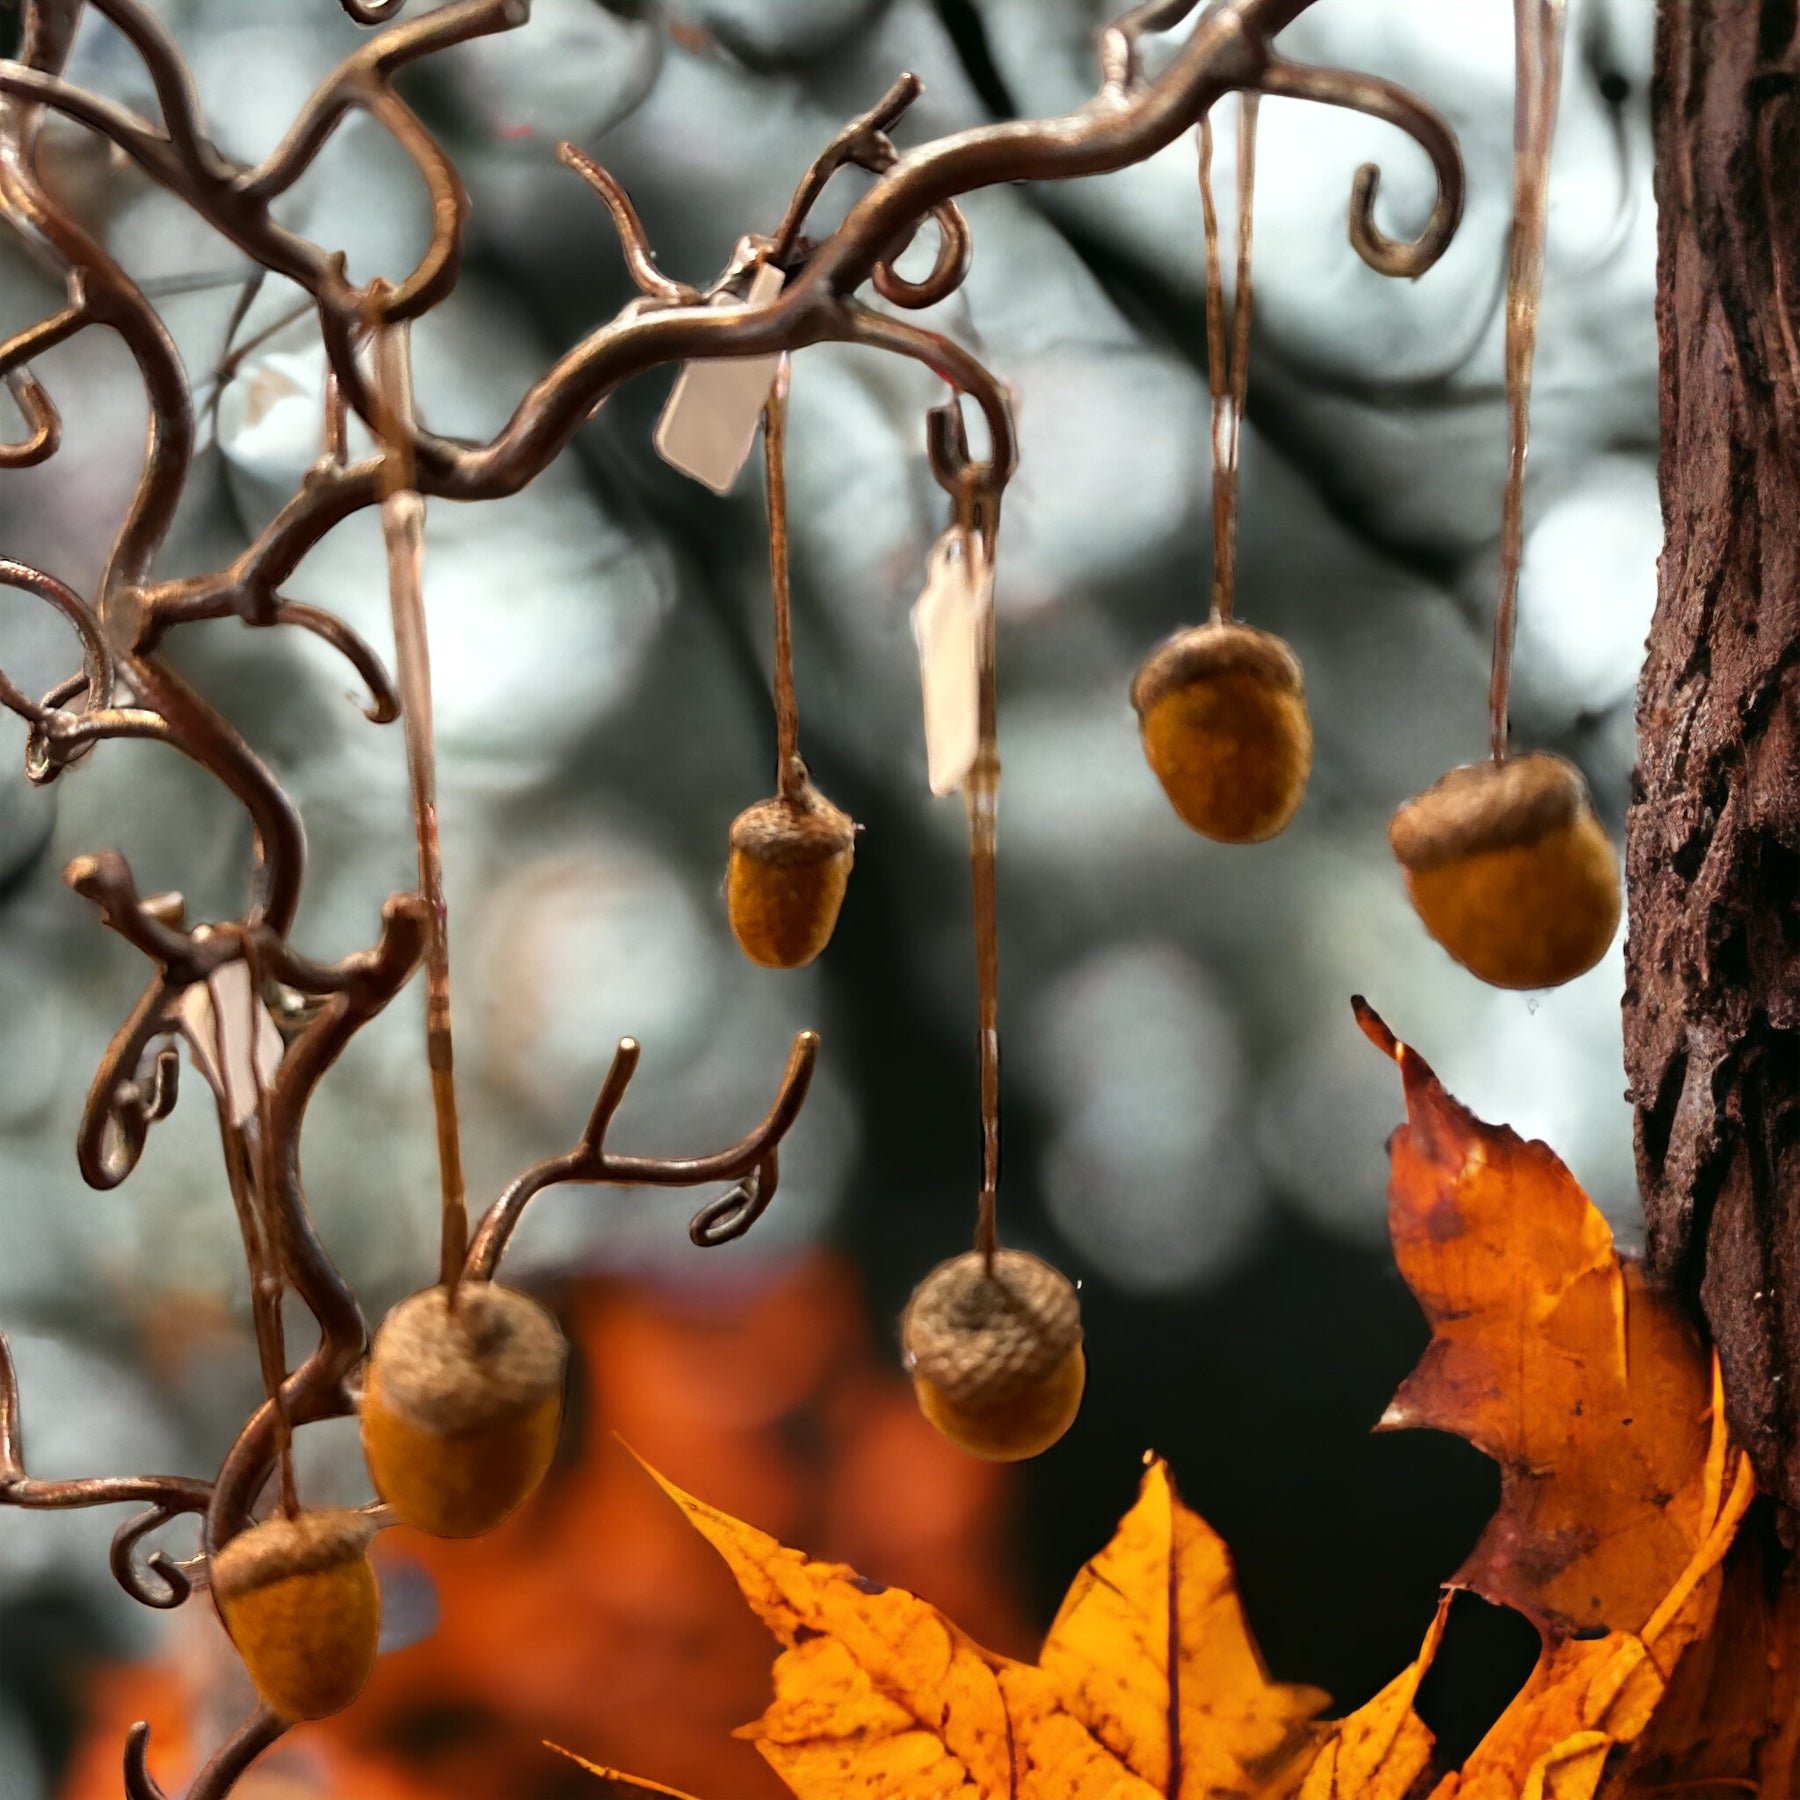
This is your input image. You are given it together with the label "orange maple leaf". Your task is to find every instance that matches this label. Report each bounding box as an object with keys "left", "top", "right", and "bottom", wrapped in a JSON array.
[
  {"left": 1355, "top": 998, "right": 1718, "bottom": 1640},
  {"left": 638, "top": 1452, "right": 1324, "bottom": 1799}
]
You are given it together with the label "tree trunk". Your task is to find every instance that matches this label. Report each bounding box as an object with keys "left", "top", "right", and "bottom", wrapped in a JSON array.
[{"left": 1628, "top": 0, "right": 1800, "bottom": 1510}]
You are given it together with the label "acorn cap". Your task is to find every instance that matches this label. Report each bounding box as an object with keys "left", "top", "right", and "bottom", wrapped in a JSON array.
[
  {"left": 369, "top": 1282, "right": 565, "bottom": 1436},
  {"left": 1131, "top": 621, "right": 1305, "bottom": 717},
  {"left": 903, "top": 1248, "right": 1082, "bottom": 1411},
  {"left": 1389, "top": 752, "right": 1593, "bottom": 873},
  {"left": 210, "top": 1509, "right": 374, "bottom": 1602},
  {"left": 729, "top": 787, "right": 856, "bottom": 868}
]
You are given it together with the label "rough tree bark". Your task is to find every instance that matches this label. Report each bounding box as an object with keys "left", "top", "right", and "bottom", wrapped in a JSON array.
[{"left": 1628, "top": 0, "right": 1800, "bottom": 1510}]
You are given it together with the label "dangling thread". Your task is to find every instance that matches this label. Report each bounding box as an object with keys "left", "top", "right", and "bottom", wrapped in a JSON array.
[
  {"left": 963, "top": 482, "right": 1001, "bottom": 1275},
  {"left": 371, "top": 301, "right": 469, "bottom": 1302},
  {"left": 763, "top": 355, "right": 805, "bottom": 805},
  {"left": 1197, "top": 91, "right": 1259, "bottom": 624},
  {"left": 1490, "top": 0, "right": 1567, "bottom": 764},
  {"left": 209, "top": 940, "right": 297, "bottom": 1520}
]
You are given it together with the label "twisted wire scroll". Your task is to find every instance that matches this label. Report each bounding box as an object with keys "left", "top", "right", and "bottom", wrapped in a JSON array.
[{"left": 0, "top": 0, "right": 1464, "bottom": 1791}]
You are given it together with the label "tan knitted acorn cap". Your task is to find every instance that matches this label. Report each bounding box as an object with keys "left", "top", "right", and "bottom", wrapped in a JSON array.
[
  {"left": 1389, "top": 751, "right": 1592, "bottom": 873},
  {"left": 1131, "top": 621, "right": 1305, "bottom": 717},
  {"left": 729, "top": 787, "right": 856, "bottom": 868},
  {"left": 369, "top": 1281, "right": 566, "bottom": 1436},
  {"left": 903, "top": 1248, "right": 1082, "bottom": 1410},
  {"left": 210, "top": 1509, "right": 374, "bottom": 1601}
]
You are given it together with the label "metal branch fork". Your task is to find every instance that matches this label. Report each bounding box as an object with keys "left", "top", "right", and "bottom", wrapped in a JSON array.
[{"left": 0, "top": 0, "right": 1464, "bottom": 1792}]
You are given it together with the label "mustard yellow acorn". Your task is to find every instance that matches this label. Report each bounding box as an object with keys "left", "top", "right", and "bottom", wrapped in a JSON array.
[
  {"left": 361, "top": 1281, "right": 566, "bottom": 1540},
  {"left": 209, "top": 1509, "right": 380, "bottom": 1722},
  {"left": 726, "top": 784, "right": 855, "bottom": 969},
  {"left": 903, "top": 1248, "right": 1085, "bottom": 1462},
  {"left": 1131, "top": 621, "right": 1312, "bottom": 843},
  {"left": 1389, "top": 750, "right": 1621, "bottom": 990}
]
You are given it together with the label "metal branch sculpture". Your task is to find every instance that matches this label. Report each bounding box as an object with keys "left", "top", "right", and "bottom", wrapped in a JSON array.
[{"left": 0, "top": 0, "right": 1464, "bottom": 1791}]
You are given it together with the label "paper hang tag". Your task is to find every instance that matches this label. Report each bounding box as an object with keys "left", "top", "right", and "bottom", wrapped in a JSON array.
[
  {"left": 912, "top": 525, "right": 992, "bottom": 797},
  {"left": 177, "top": 959, "right": 283, "bottom": 1126},
  {"left": 653, "top": 262, "right": 786, "bottom": 494}
]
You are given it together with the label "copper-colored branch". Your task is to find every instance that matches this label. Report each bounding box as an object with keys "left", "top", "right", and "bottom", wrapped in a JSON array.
[
  {"left": 0, "top": 555, "right": 113, "bottom": 724},
  {"left": 0, "top": 302, "right": 85, "bottom": 464},
  {"left": 243, "top": 0, "right": 524, "bottom": 203},
  {"left": 768, "top": 71, "right": 921, "bottom": 266},
  {"left": 0, "top": 299, "right": 85, "bottom": 372},
  {"left": 557, "top": 142, "right": 698, "bottom": 304},
  {"left": 0, "top": 67, "right": 181, "bottom": 181},
  {"left": 465, "top": 1030, "right": 821, "bottom": 1281},
  {"left": 1099, "top": 0, "right": 1208, "bottom": 91},
  {"left": 204, "top": 895, "right": 427, "bottom": 1548},
  {"left": 17, "top": 0, "right": 1461, "bottom": 634},
  {"left": 1255, "top": 57, "right": 1464, "bottom": 279},
  {"left": 1, "top": 366, "right": 59, "bottom": 464},
  {"left": 0, "top": 1335, "right": 211, "bottom": 1519},
  {"left": 268, "top": 600, "right": 400, "bottom": 723},
  {"left": 84, "top": 0, "right": 232, "bottom": 182},
  {"left": 831, "top": 303, "right": 1015, "bottom": 485},
  {"left": 125, "top": 1708, "right": 284, "bottom": 1800}
]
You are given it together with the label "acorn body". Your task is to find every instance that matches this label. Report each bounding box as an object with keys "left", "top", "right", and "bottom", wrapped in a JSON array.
[
  {"left": 1389, "top": 751, "right": 1621, "bottom": 989},
  {"left": 210, "top": 1509, "right": 380, "bottom": 1722},
  {"left": 1132, "top": 621, "right": 1312, "bottom": 843},
  {"left": 361, "top": 1281, "right": 566, "bottom": 1540},
  {"left": 903, "top": 1248, "right": 1085, "bottom": 1461},
  {"left": 726, "top": 786, "right": 855, "bottom": 969}
]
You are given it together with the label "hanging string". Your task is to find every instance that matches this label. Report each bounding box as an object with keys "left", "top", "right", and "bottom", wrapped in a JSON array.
[
  {"left": 209, "top": 944, "right": 297, "bottom": 1520},
  {"left": 763, "top": 356, "right": 805, "bottom": 805},
  {"left": 1197, "top": 92, "right": 1259, "bottom": 624},
  {"left": 963, "top": 486, "right": 1002, "bottom": 1274},
  {"left": 1490, "top": 0, "right": 1567, "bottom": 764},
  {"left": 370, "top": 301, "right": 469, "bottom": 1302}
]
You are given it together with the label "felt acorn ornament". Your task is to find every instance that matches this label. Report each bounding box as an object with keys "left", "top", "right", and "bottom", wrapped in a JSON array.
[
  {"left": 1134, "top": 98, "right": 1307, "bottom": 843},
  {"left": 726, "top": 786, "right": 856, "bottom": 969},
  {"left": 209, "top": 1508, "right": 380, "bottom": 1722},
  {"left": 903, "top": 1249, "right": 1085, "bottom": 1461},
  {"left": 1389, "top": 751, "right": 1620, "bottom": 990},
  {"left": 1392, "top": 10, "right": 1616, "bottom": 990},
  {"left": 724, "top": 355, "right": 858, "bottom": 970},
  {"left": 1132, "top": 620, "right": 1312, "bottom": 842},
  {"left": 360, "top": 1280, "right": 566, "bottom": 1540}
]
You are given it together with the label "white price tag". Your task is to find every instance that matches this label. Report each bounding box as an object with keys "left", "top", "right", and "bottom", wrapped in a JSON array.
[
  {"left": 653, "top": 263, "right": 786, "bottom": 493},
  {"left": 911, "top": 525, "right": 991, "bottom": 797},
  {"left": 177, "top": 959, "right": 283, "bottom": 1125}
]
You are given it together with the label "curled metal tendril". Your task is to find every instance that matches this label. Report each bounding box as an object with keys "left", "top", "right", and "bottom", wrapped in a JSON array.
[
  {"left": 872, "top": 203, "right": 972, "bottom": 309},
  {"left": 1255, "top": 58, "right": 1465, "bottom": 279},
  {"left": 126, "top": 1709, "right": 284, "bottom": 1800},
  {"left": 111, "top": 1505, "right": 195, "bottom": 1608},
  {"left": 1, "top": 367, "right": 59, "bottom": 465},
  {"left": 690, "top": 1154, "right": 778, "bottom": 1247},
  {"left": 0, "top": 558, "right": 116, "bottom": 774}
]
